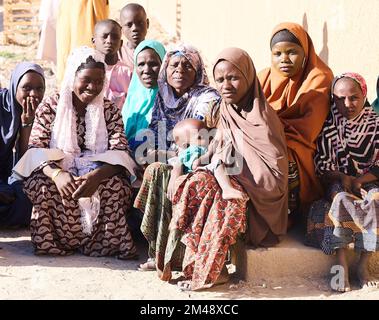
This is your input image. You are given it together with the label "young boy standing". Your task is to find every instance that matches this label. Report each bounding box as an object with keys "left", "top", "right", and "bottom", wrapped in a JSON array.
[
  {"left": 119, "top": 3, "right": 150, "bottom": 71},
  {"left": 93, "top": 19, "right": 131, "bottom": 109}
]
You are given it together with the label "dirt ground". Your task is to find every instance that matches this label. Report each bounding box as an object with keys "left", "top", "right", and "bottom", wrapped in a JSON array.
[
  {"left": 2, "top": 228, "right": 379, "bottom": 300},
  {"left": 1, "top": 1, "right": 379, "bottom": 300}
]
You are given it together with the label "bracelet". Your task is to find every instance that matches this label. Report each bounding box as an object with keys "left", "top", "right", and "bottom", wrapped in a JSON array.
[
  {"left": 51, "top": 169, "right": 63, "bottom": 182},
  {"left": 21, "top": 121, "right": 33, "bottom": 128}
]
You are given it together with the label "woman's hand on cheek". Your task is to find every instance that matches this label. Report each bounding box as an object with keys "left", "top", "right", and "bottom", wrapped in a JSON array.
[{"left": 21, "top": 96, "right": 39, "bottom": 125}]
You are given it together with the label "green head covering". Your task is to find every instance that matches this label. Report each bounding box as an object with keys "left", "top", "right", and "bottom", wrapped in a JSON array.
[{"left": 122, "top": 40, "right": 166, "bottom": 151}]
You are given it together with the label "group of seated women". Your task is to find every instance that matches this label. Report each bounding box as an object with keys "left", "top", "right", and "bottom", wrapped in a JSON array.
[{"left": 1, "top": 21, "right": 378, "bottom": 292}]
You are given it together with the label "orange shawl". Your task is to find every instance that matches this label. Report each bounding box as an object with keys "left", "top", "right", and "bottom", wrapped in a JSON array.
[{"left": 258, "top": 22, "right": 333, "bottom": 208}]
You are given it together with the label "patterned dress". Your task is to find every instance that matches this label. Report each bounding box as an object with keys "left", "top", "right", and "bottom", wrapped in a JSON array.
[
  {"left": 306, "top": 75, "right": 379, "bottom": 254},
  {"left": 134, "top": 163, "right": 185, "bottom": 275},
  {"left": 24, "top": 95, "right": 136, "bottom": 258},
  {"left": 170, "top": 171, "right": 247, "bottom": 290}
]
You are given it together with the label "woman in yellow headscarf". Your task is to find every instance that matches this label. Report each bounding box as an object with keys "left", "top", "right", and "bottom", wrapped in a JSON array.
[
  {"left": 56, "top": 0, "right": 109, "bottom": 84},
  {"left": 258, "top": 22, "right": 333, "bottom": 222}
]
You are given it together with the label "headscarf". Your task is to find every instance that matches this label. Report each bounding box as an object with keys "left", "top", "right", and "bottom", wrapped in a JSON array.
[
  {"left": 258, "top": 22, "right": 334, "bottom": 206},
  {"left": 50, "top": 46, "right": 108, "bottom": 170},
  {"left": 150, "top": 43, "right": 220, "bottom": 150},
  {"left": 372, "top": 76, "right": 379, "bottom": 115},
  {"left": 315, "top": 73, "right": 379, "bottom": 177},
  {"left": 214, "top": 48, "right": 288, "bottom": 247},
  {"left": 122, "top": 39, "right": 166, "bottom": 150},
  {"left": 50, "top": 46, "right": 110, "bottom": 234},
  {"left": 270, "top": 29, "right": 301, "bottom": 49},
  {"left": 0, "top": 62, "right": 44, "bottom": 181}
]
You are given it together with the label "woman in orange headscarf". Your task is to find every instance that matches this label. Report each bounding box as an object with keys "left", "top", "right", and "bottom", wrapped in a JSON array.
[{"left": 258, "top": 22, "right": 333, "bottom": 220}]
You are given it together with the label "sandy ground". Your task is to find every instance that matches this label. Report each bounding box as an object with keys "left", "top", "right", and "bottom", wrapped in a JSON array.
[
  {"left": 1, "top": 0, "right": 379, "bottom": 300},
  {"left": 1, "top": 228, "right": 379, "bottom": 300}
]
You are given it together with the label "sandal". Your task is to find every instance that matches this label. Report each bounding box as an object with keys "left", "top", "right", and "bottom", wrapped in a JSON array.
[{"left": 138, "top": 258, "right": 156, "bottom": 271}]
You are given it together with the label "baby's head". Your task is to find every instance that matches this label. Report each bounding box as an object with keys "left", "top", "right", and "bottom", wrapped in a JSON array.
[
  {"left": 120, "top": 3, "right": 149, "bottom": 49},
  {"left": 92, "top": 19, "right": 122, "bottom": 59},
  {"left": 173, "top": 119, "right": 209, "bottom": 149}
]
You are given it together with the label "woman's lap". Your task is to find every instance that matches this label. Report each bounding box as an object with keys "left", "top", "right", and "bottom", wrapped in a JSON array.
[
  {"left": 24, "top": 171, "right": 135, "bottom": 257},
  {"left": 171, "top": 170, "right": 247, "bottom": 290},
  {"left": 306, "top": 184, "right": 379, "bottom": 254}
]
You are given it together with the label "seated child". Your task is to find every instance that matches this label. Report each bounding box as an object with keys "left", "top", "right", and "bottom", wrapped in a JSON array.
[
  {"left": 167, "top": 118, "right": 247, "bottom": 201},
  {"left": 92, "top": 19, "right": 131, "bottom": 109}
]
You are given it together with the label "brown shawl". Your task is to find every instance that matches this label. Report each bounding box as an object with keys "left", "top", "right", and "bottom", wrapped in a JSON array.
[
  {"left": 258, "top": 22, "right": 333, "bottom": 208},
  {"left": 214, "top": 48, "right": 288, "bottom": 247}
]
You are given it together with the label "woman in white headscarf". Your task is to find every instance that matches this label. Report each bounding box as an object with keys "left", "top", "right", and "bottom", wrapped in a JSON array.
[{"left": 13, "top": 46, "right": 139, "bottom": 258}]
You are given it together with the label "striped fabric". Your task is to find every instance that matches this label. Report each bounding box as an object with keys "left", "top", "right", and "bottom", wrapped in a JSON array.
[{"left": 315, "top": 104, "right": 379, "bottom": 177}]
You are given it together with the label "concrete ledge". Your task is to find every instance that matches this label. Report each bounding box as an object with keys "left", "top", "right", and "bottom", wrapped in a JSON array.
[{"left": 233, "top": 230, "right": 379, "bottom": 282}]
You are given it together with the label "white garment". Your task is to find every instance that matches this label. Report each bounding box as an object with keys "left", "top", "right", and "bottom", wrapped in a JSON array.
[
  {"left": 36, "top": 0, "right": 60, "bottom": 63},
  {"left": 50, "top": 46, "right": 108, "bottom": 234}
]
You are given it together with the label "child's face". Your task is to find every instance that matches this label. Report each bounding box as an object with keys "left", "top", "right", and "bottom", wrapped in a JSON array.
[
  {"left": 121, "top": 9, "right": 149, "bottom": 48},
  {"left": 174, "top": 126, "right": 208, "bottom": 149},
  {"left": 93, "top": 24, "right": 122, "bottom": 57}
]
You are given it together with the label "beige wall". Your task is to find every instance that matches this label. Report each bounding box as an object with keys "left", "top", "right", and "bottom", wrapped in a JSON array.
[{"left": 145, "top": 0, "right": 379, "bottom": 101}]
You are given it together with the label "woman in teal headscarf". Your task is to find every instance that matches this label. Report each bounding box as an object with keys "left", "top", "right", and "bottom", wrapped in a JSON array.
[{"left": 122, "top": 40, "right": 166, "bottom": 152}]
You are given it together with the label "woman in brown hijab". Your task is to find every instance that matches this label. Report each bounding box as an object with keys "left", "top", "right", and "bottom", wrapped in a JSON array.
[
  {"left": 166, "top": 48, "right": 288, "bottom": 291},
  {"left": 258, "top": 22, "right": 333, "bottom": 221}
]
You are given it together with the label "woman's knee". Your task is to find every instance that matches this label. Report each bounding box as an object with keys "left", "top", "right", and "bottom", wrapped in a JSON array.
[{"left": 144, "top": 162, "right": 170, "bottom": 177}]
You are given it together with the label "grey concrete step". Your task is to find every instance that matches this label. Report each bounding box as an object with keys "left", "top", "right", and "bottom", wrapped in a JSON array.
[{"left": 233, "top": 230, "right": 379, "bottom": 282}]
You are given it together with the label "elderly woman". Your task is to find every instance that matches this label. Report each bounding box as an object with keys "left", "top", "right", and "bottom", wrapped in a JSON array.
[
  {"left": 13, "top": 47, "right": 139, "bottom": 258},
  {"left": 122, "top": 39, "right": 166, "bottom": 152},
  {"left": 0, "top": 62, "right": 45, "bottom": 227},
  {"left": 258, "top": 22, "right": 334, "bottom": 222},
  {"left": 167, "top": 48, "right": 288, "bottom": 291},
  {"left": 306, "top": 73, "right": 379, "bottom": 292},
  {"left": 134, "top": 44, "right": 220, "bottom": 272}
]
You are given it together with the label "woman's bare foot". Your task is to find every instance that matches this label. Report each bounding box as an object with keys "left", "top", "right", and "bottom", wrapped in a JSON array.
[
  {"left": 357, "top": 267, "right": 379, "bottom": 288},
  {"left": 331, "top": 269, "right": 351, "bottom": 292},
  {"left": 178, "top": 265, "right": 230, "bottom": 291},
  {"left": 336, "top": 273, "right": 352, "bottom": 293},
  {"left": 357, "top": 256, "right": 379, "bottom": 288},
  {"left": 333, "top": 249, "right": 352, "bottom": 292},
  {"left": 138, "top": 258, "right": 156, "bottom": 271},
  {"left": 222, "top": 187, "right": 247, "bottom": 200},
  {"left": 177, "top": 280, "right": 192, "bottom": 291}
]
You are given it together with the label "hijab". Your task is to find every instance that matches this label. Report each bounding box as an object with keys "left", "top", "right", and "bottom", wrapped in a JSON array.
[
  {"left": 122, "top": 39, "right": 166, "bottom": 150},
  {"left": 50, "top": 46, "right": 108, "bottom": 161},
  {"left": 150, "top": 43, "right": 219, "bottom": 150},
  {"left": 0, "top": 62, "right": 44, "bottom": 181},
  {"left": 315, "top": 72, "right": 379, "bottom": 177},
  {"left": 214, "top": 47, "right": 288, "bottom": 246},
  {"left": 258, "top": 22, "right": 334, "bottom": 206}
]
